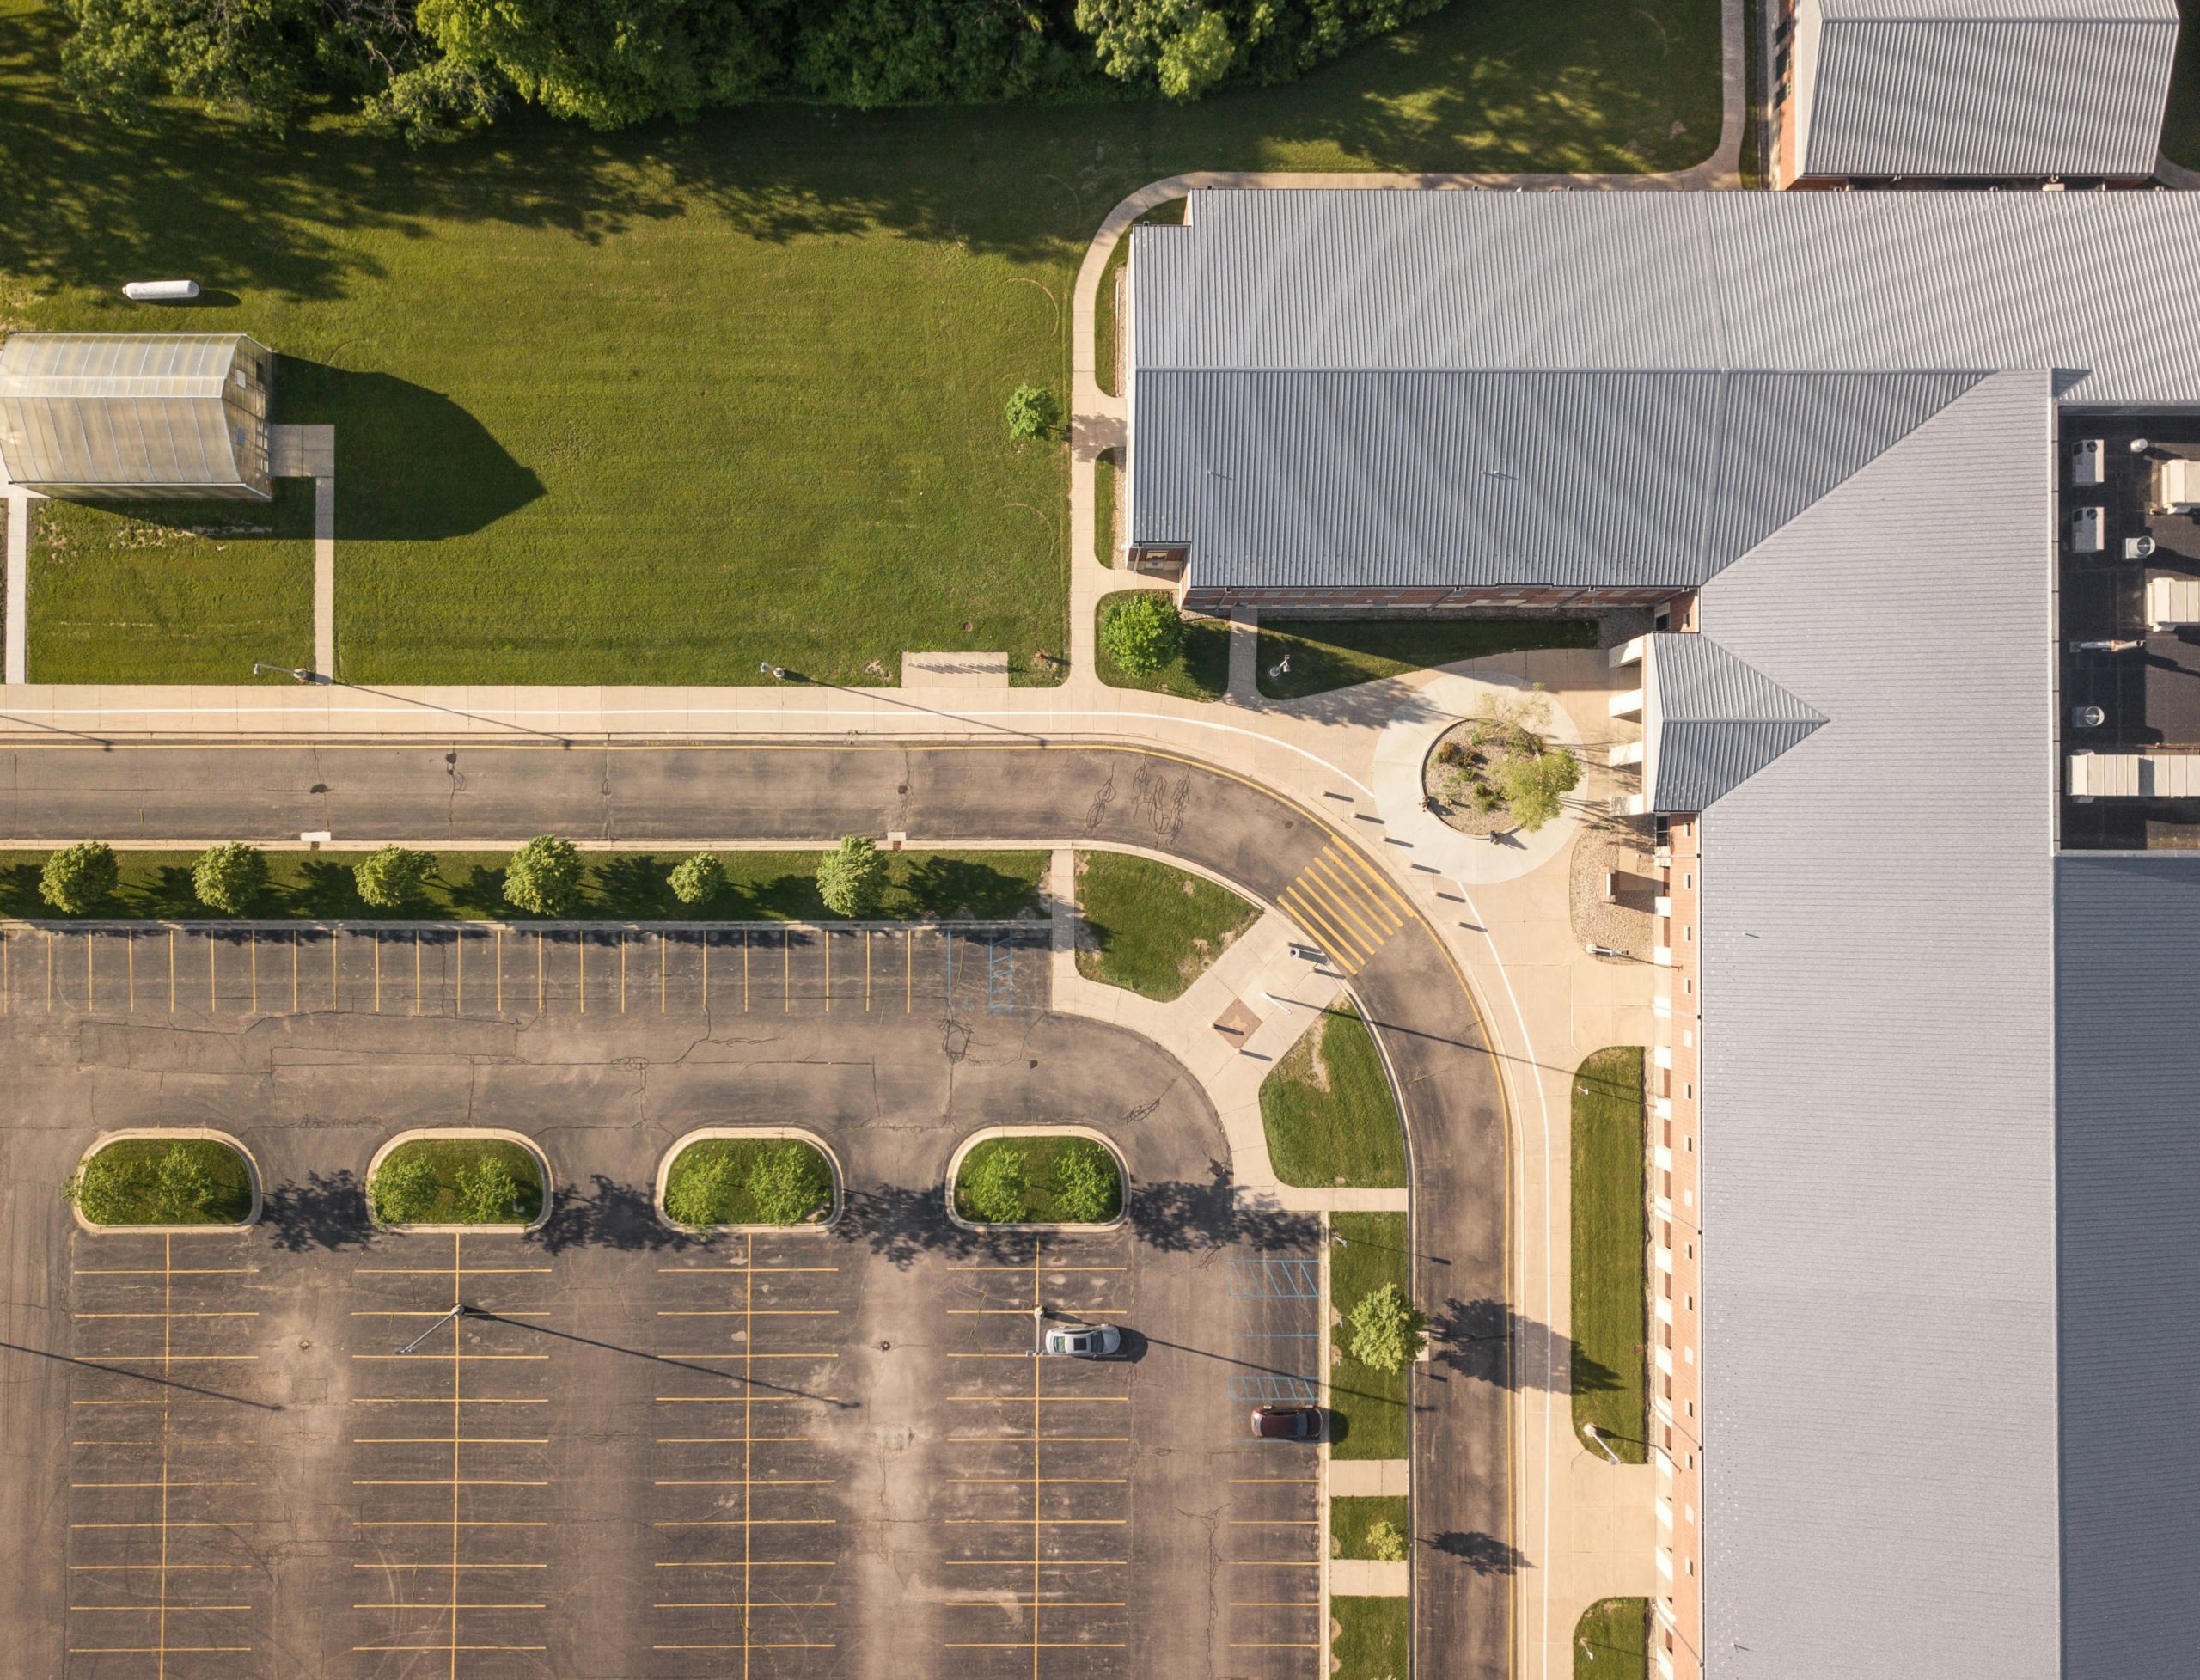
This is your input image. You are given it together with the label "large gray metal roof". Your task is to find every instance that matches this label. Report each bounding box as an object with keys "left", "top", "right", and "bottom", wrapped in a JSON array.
[
  {"left": 1129, "top": 191, "right": 2200, "bottom": 590},
  {"left": 1794, "top": 0, "right": 2178, "bottom": 178},
  {"left": 1696, "top": 371, "right": 2062, "bottom": 1679},
  {"left": 2051, "top": 854, "right": 2200, "bottom": 1680},
  {"left": 1641, "top": 632, "right": 1824, "bottom": 812},
  {"left": 0, "top": 333, "right": 266, "bottom": 492}
]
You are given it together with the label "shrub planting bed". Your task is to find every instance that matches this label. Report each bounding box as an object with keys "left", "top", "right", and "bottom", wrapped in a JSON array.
[
  {"left": 662, "top": 1136, "right": 835, "bottom": 1228},
  {"left": 69, "top": 1137, "right": 253, "bottom": 1226},
  {"left": 954, "top": 1133, "right": 1122, "bottom": 1225},
  {"left": 369, "top": 1137, "right": 544, "bottom": 1227}
]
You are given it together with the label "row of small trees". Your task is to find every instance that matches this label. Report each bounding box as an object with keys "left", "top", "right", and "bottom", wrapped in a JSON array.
[{"left": 34, "top": 835, "right": 895, "bottom": 919}]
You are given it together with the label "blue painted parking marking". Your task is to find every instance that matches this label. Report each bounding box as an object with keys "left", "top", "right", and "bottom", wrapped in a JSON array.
[{"left": 1225, "top": 1253, "right": 1323, "bottom": 1403}]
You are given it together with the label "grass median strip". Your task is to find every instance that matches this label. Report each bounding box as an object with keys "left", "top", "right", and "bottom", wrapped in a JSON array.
[
  {"left": 370, "top": 1137, "right": 543, "bottom": 1226},
  {"left": 1571, "top": 1047, "right": 1649, "bottom": 1463},
  {"left": 1329, "top": 1211, "right": 1411, "bottom": 1460},
  {"left": 68, "top": 1138, "right": 253, "bottom": 1225},
  {"left": 1329, "top": 1494, "right": 1409, "bottom": 1561},
  {"left": 1260, "top": 1005, "right": 1408, "bottom": 1188},
  {"left": 1255, "top": 617, "right": 1598, "bottom": 699},
  {"left": 1331, "top": 1594, "right": 1410, "bottom": 1680},
  {"left": 0, "top": 847, "right": 1046, "bottom": 923},
  {"left": 1073, "top": 851, "right": 1255, "bottom": 1001},
  {"left": 662, "top": 1136, "right": 833, "bottom": 1228}
]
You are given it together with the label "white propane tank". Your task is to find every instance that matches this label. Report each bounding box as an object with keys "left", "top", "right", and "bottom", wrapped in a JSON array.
[{"left": 122, "top": 279, "right": 200, "bottom": 302}]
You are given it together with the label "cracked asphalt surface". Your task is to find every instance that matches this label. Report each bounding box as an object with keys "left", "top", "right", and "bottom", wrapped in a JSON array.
[{"left": 0, "top": 739, "right": 1513, "bottom": 1680}]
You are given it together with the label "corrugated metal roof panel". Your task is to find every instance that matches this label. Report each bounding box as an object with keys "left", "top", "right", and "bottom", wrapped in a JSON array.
[
  {"left": 1130, "top": 366, "right": 1983, "bottom": 590},
  {"left": 1696, "top": 370, "right": 2061, "bottom": 1679},
  {"left": 1642, "top": 632, "right": 1825, "bottom": 811},
  {"left": 0, "top": 333, "right": 264, "bottom": 491},
  {"left": 1797, "top": 13, "right": 2179, "bottom": 177},
  {"left": 2052, "top": 853, "right": 2200, "bottom": 1680}
]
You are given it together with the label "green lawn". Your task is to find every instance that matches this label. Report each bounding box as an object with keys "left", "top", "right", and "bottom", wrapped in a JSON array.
[
  {"left": 662, "top": 1136, "right": 834, "bottom": 1227},
  {"left": 1574, "top": 1597, "right": 1650, "bottom": 1679},
  {"left": 1073, "top": 850, "right": 1256, "bottom": 1000},
  {"left": 954, "top": 1134, "right": 1123, "bottom": 1225},
  {"left": 1332, "top": 1595, "right": 1411, "bottom": 1680},
  {"left": 1329, "top": 1211, "right": 1414, "bottom": 1459},
  {"left": 29, "top": 484, "right": 316, "bottom": 682},
  {"left": 1261, "top": 1005, "right": 1409, "bottom": 1188},
  {"left": 1094, "top": 591, "right": 1231, "bottom": 699},
  {"left": 1094, "top": 449, "right": 1118, "bottom": 567},
  {"left": 1330, "top": 1494, "right": 1410, "bottom": 1561},
  {"left": 1571, "top": 1047, "right": 1649, "bottom": 1463},
  {"left": 71, "top": 1138, "right": 254, "bottom": 1225},
  {"left": 370, "top": 1136, "right": 545, "bottom": 1225},
  {"left": 0, "top": 0, "right": 1715, "bottom": 684},
  {"left": 0, "top": 847, "right": 1045, "bottom": 922},
  {"left": 1256, "top": 617, "right": 1599, "bottom": 699}
]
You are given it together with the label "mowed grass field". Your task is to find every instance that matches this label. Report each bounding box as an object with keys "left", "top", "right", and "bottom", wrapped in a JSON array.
[{"left": 0, "top": 0, "right": 1719, "bottom": 685}]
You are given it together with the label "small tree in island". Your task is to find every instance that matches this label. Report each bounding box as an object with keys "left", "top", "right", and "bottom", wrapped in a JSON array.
[
  {"left": 816, "top": 837, "right": 887, "bottom": 918},
  {"left": 504, "top": 834, "right": 584, "bottom": 916},
  {"left": 355, "top": 844, "right": 433, "bottom": 908},
  {"left": 40, "top": 841, "right": 119, "bottom": 914},
  {"left": 668, "top": 852, "right": 726, "bottom": 907},
  {"left": 192, "top": 842, "right": 267, "bottom": 913},
  {"left": 1100, "top": 592, "right": 1183, "bottom": 677}
]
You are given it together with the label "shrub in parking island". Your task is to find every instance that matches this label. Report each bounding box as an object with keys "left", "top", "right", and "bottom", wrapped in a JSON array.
[
  {"left": 668, "top": 851, "right": 726, "bottom": 907},
  {"left": 504, "top": 834, "right": 584, "bottom": 916},
  {"left": 455, "top": 1157, "right": 525, "bottom": 1223},
  {"left": 192, "top": 842, "right": 268, "bottom": 913},
  {"left": 368, "top": 1151, "right": 438, "bottom": 1224},
  {"left": 354, "top": 844, "right": 434, "bottom": 908},
  {"left": 1494, "top": 745, "right": 1582, "bottom": 834},
  {"left": 1053, "top": 1139, "right": 1121, "bottom": 1223},
  {"left": 1099, "top": 592, "right": 1183, "bottom": 677},
  {"left": 816, "top": 836, "right": 887, "bottom": 918},
  {"left": 1348, "top": 1282, "right": 1428, "bottom": 1374},
  {"left": 370, "top": 1138, "right": 544, "bottom": 1226},
  {"left": 663, "top": 1137, "right": 834, "bottom": 1227},
  {"left": 958, "top": 1145, "right": 1030, "bottom": 1224},
  {"left": 40, "top": 840, "right": 119, "bottom": 914},
  {"left": 67, "top": 1139, "right": 252, "bottom": 1225},
  {"left": 1366, "top": 1518, "right": 1409, "bottom": 1562}
]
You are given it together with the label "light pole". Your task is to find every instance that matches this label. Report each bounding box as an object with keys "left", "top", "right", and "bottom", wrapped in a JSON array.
[
  {"left": 396, "top": 1303, "right": 466, "bottom": 1355},
  {"left": 251, "top": 661, "right": 316, "bottom": 683},
  {"left": 759, "top": 662, "right": 788, "bottom": 681},
  {"left": 1266, "top": 652, "right": 1291, "bottom": 682}
]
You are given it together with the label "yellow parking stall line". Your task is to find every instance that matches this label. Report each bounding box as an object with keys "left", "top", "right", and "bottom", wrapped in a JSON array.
[
  {"left": 946, "top": 1643, "right": 1127, "bottom": 1651},
  {"left": 353, "top": 1267, "right": 553, "bottom": 1276},
  {"left": 945, "top": 1601, "right": 1124, "bottom": 1610},
  {"left": 372, "top": 930, "right": 381, "bottom": 1012},
  {"left": 783, "top": 929, "right": 790, "bottom": 1012},
  {"left": 940, "top": 1557, "right": 1124, "bottom": 1566},
  {"left": 906, "top": 928, "right": 914, "bottom": 1011},
  {"left": 1230, "top": 1641, "right": 1321, "bottom": 1650},
  {"left": 653, "top": 1477, "right": 834, "bottom": 1488},
  {"left": 654, "top": 1643, "right": 838, "bottom": 1653},
  {"left": 645, "top": 1350, "right": 838, "bottom": 1361},
  {"left": 290, "top": 929, "right": 299, "bottom": 1013},
  {"left": 651, "top": 1559, "right": 838, "bottom": 1567},
  {"left": 455, "top": 925, "right": 462, "bottom": 1013},
  {"left": 350, "top": 1561, "right": 547, "bottom": 1569},
  {"left": 653, "top": 1395, "right": 804, "bottom": 1404},
  {"left": 351, "top": 1478, "right": 548, "bottom": 1488},
  {"left": 823, "top": 926, "right": 830, "bottom": 1011},
  {"left": 536, "top": 927, "right": 545, "bottom": 1011},
  {"left": 70, "top": 1603, "right": 251, "bottom": 1613},
  {"left": 1230, "top": 1600, "right": 1319, "bottom": 1607},
  {"left": 69, "top": 1646, "right": 252, "bottom": 1657},
  {"left": 74, "top": 1311, "right": 257, "bottom": 1320},
  {"left": 579, "top": 926, "right": 586, "bottom": 1012},
  {"left": 656, "top": 1265, "right": 840, "bottom": 1275},
  {"left": 946, "top": 1477, "right": 1127, "bottom": 1486},
  {"left": 168, "top": 926, "right": 174, "bottom": 1012},
  {"left": 88, "top": 930, "right": 95, "bottom": 1011},
  {"left": 943, "top": 1518, "right": 1128, "bottom": 1527},
  {"left": 944, "top": 1394, "right": 1132, "bottom": 1402},
  {"left": 1229, "top": 1477, "right": 1320, "bottom": 1483},
  {"left": 412, "top": 928, "right": 421, "bottom": 1014},
  {"left": 656, "top": 1308, "right": 840, "bottom": 1317},
  {"left": 620, "top": 928, "right": 627, "bottom": 1013},
  {"left": 351, "top": 1396, "right": 549, "bottom": 1405},
  {"left": 71, "top": 1479, "right": 255, "bottom": 1489},
  {"left": 69, "top": 1563, "right": 252, "bottom": 1572},
  {"left": 1231, "top": 1518, "right": 1319, "bottom": 1525},
  {"left": 74, "top": 1268, "right": 255, "bottom": 1278},
  {"left": 356, "top": 1601, "right": 546, "bottom": 1611},
  {"left": 703, "top": 929, "right": 710, "bottom": 1010},
  {"left": 651, "top": 1518, "right": 837, "bottom": 1529},
  {"left": 351, "top": 1309, "right": 549, "bottom": 1319},
  {"left": 1227, "top": 1559, "right": 1322, "bottom": 1566},
  {"left": 351, "top": 1519, "right": 550, "bottom": 1529},
  {"left": 1276, "top": 889, "right": 1365, "bottom": 971},
  {"left": 355, "top": 1645, "right": 547, "bottom": 1654},
  {"left": 742, "top": 926, "right": 750, "bottom": 1011},
  {"left": 78, "top": 1354, "right": 258, "bottom": 1364},
  {"left": 351, "top": 1351, "right": 547, "bottom": 1361},
  {"left": 866, "top": 929, "right": 872, "bottom": 1010},
  {"left": 352, "top": 1438, "right": 550, "bottom": 1446},
  {"left": 948, "top": 1436, "right": 1128, "bottom": 1445},
  {"left": 661, "top": 930, "right": 667, "bottom": 1013},
  {"left": 655, "top": 1600, "right": 839, "bottom": 1610},
  {"left": 70, "top": 1520, "right": 254, "bottom": 1530},
  {"left": 946, "top": 1264, "right": 1126, "bottom": 1274}
]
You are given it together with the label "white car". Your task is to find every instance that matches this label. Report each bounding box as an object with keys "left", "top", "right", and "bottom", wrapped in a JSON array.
[{"left": 1042, "top": 1323, "right": 1122, "bottom": 1359}]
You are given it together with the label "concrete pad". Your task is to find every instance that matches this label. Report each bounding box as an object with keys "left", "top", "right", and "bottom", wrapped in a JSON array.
[
  {"left": 1328, "top": 1458, "right": 1409, "bottom": 1497},
  {"left": 1329, "top": 1559, "right": 1409, "bottom": 1595}
]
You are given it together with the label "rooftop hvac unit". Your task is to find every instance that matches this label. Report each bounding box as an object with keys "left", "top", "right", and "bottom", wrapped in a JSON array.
[
  {"left": 2069, "top": 504, "right": 2105, "bottom": 553},
  {"left": 121, "top": 279, "right": 199, "bottom": 302},
  {"left": 2069, "top": 438, "right": 2104, "bottom": 487},
  {"left": 2155, "top": 457, "right": 2200, "bottom": 515}
]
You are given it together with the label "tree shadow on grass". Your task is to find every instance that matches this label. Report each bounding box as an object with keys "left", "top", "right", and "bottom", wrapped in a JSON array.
[
  {"left": 444, "top": 864, "right": 512, "bottom": 918},
  {"left": 591, "top": 854, "right": 679, "bottom": 920},
  {"left": 896, "top": 855, "right": 1043, "bottom": 920}
]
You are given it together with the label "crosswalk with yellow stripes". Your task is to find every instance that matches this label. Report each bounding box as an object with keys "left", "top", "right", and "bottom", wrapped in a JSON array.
[{"left": 1275, "top": 843, "right": 1408, "bottom": 974}]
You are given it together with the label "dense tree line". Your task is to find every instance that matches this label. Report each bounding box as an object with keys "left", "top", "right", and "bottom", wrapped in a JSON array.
[{"left": 58, "top": 0, "right": 1449, "bottom": 137}]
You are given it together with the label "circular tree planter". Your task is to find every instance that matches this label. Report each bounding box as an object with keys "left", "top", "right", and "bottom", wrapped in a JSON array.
[
  {"left": 69, "top": 1128, "right": 261, "bottom": 1233},
  {"left": 655, "top": 1128, "right": 841, "bottom": 1235},
  {"left": 365, "top": 1129, "right": 552, "bottom": 1234},
  {"left": 945, "top": 1126, "right": 1128, "bottom": 1233}
]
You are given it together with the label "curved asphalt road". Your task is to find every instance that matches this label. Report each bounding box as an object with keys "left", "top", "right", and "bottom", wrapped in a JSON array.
[{"left": 0, "top": 737, "right": 1515, "bottom": 1680}]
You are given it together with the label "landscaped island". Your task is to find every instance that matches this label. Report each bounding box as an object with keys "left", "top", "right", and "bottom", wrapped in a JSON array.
[
  {"left": 1073, "top": 851, "right": 1256, "bottom": 1000},
  {"left": 369, "top": 1136, "right": 545, "bottom": 1227},
  {"left": 68, "top": 1136, "right": 254, "bottom": 1226},
  {"left": 953, "top": 1134, "right": 1123, "bottom": 1225},
  {"left": 662, "top": 1136, "right": 835, "bottom": 1229}
]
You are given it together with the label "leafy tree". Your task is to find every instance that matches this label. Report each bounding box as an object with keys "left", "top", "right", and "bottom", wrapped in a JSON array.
[
  {"left": 1157, "top": 6, "right": 1232, "bottom": 98},
  {"left": 665, "top": 1151, "right": 738, "bottom": 1226},
  {"left": 153, "top": 1144, "right": 217, "bottom": 1219},
  {"left": 355, "top": 844, "right": 434, "bottom": 908},
  {"left": 192, "top": 843, "right": 268, "bottom": 914},
  {"left": 1494, "top": 747, "right": 1582, "bottom": 834},
  {"left": 40, "top": 841, "right": 119, "bottom": 915},
  {"left": 455, "top": 1155, "right": 524, "bottom": 1222},
  {"left": 1052, "top": 1139, "right": 1120, "bottom": 1223},
  {"left": 960, "top": 1145, "right": 1028, "bottom": 1223},
  {"left": 59, "top": 0, "right": 311, "bottom": 132},
  {"left": 1101, "top": 592, "right": 1184, "bottom": 676},
  {"left": 370, "top": 1152, "right": 439, "bottom": 1225},
  {"left": 66, "top": 1154, "right": 144, "bottom": 1225},
  {"left": 748, "top": 1141, "right": 831, "bottom": 1225},
  {"left": 1005, "top": 383, "right": 1060, "bottom": 441},
  {"left": 816, "top": 837, "right": 887, "bottom": 919},
  {"left": 668, "top": 852, "right": 726, "bottom": 906},
  {"left": 1347, "top": 1282, "right": 1427, "bottom": 1374},
  {"left": 1365, "top": 1518, "right": 1409, "bottom": 1562},
  {"left": 504, "top": 834, "right": 584, "bottom": 916}
]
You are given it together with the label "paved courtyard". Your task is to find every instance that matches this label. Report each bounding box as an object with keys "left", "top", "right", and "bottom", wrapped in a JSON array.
[{"left": 3, "top": 935, "right": 1329, "bottom": 1680}]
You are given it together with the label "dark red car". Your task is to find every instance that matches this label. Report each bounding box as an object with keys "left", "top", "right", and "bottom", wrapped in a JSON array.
[{"left": 1250, "top": 1403, "right": 1323, "bottom": 1441}]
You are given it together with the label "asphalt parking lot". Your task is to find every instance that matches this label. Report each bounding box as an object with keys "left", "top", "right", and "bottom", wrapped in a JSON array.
[{"left": 4, "top": 939, "right": 1327, "bottom": 1680}]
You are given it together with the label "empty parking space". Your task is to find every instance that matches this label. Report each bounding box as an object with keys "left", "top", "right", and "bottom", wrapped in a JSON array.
[
  {"left": 938, "top": 1237, "right": 1134, "bottom": 1680},
  {"left": 65, "top": 1231, "right": 271, "bottom": 1679},
  {"left": 0, "top": 923, "right": 1049, "bottom": 1022},
  {"left": 648, "top": 1235, "right": 852, "bottom": 1677}
]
